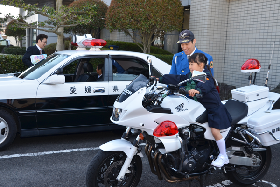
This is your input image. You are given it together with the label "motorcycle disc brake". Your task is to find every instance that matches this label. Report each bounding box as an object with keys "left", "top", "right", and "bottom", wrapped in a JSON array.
[{"left": 104, "top": 160, "right": 133, "bottom": 187}]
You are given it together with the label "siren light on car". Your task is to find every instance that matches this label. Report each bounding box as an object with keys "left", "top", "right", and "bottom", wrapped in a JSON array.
[
  {"left": 241, "top": 58, "right": 261, "bottom": 73},
  {"left": 82, "top": 39, "right": 107, "bottom": 47},
  {"left": 71, "top": 34, "right": 107, "bottom": 51},
  {"left": 153, "top": 120, "right": 179, "bottom": 137}
]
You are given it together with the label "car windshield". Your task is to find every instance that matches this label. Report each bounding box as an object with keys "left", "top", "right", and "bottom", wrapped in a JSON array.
[
  {"left": 118, "top": 74, "right": 149, "bottom": 103},
  {"left": 18, "top": 54, "right": 69, "bottom": 80},
  {"left": 0, "top": 40, "right": 8, "bottom": 45}
]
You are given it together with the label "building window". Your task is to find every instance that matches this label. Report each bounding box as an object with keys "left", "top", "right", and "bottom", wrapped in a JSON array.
[
  {"left": 31, "top": 29, "right": 37, "bottom": 46},
  {"left": 183, "top": 6, "right": 190, "bottom": 30}
]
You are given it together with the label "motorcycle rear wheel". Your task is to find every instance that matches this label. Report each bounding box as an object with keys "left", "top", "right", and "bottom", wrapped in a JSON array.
[
  {"left": 86, "top": 150, "right": 142, "bottom": 187},
  {"left": 225, "top": 146, "right": 271, "bottom": 185}
]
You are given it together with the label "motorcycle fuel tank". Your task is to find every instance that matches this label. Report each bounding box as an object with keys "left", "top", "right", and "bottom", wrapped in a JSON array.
[{"left": 161, "top": 95, "right": 206, "bottom": 125}]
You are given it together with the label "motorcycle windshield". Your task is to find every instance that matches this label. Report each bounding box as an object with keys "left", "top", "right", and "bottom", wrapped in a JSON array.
[{"left": 118, "top": 74, "right": 149, "bottom": 103}]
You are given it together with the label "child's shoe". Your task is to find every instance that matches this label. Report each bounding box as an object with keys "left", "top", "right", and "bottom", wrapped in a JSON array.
[{"left": 211, "top": 154, "right": 229, "bottom": 167}]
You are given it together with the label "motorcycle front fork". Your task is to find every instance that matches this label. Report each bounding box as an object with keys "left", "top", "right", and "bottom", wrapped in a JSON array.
[{"left": 117, "top": 128, "right": 142, "bottom": 181}]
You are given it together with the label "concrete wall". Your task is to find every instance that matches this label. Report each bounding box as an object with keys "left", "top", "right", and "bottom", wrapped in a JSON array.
[
  {"left": 190, "top": 0, "right": 280, "bottom": 89},
  {"left": 224, "top": 0, "right": 280, "bottom": 89},
  {"left": 189, "top": 0, "right": 229, "bottom": 84}
]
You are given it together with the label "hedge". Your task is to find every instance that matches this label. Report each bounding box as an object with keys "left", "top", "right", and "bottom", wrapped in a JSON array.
[
  {"left": 3, "top": 46, "right": 26, "bottom": 55},
  {"left": 151, "top": 54, "right": 173, "bottom": 65},
  {"left": 104, "top": 40, "right": 173, "bottom": 55},
  {"left": 0, "top": 54, "right": 25, "bottom": 74},
  {"left": 44, "top": 41, "right": 75, "bottom": 56},
  {"left": 43, "top": 40, "right": 173, "bottom": 56},
  {"left": 0, "top": 45, "right": 6, "bottom": 53}
]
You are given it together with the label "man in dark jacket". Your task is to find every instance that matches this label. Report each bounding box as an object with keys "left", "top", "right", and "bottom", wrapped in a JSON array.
[
  {"left": 96, "top": 64, "right": 104, "bottom": 81},
  {"left": 22, "top": 34, "right": 48, "bottom": 67}
]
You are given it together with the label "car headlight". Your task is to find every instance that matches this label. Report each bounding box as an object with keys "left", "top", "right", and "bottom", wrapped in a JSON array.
[{"left": 112, "top": 107, "right": 122, "bottom": 121}]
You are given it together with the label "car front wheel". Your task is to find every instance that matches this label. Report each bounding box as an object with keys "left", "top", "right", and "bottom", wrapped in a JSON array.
[{"left": 0, "top": 109, "right": 17, "bottom": 150}]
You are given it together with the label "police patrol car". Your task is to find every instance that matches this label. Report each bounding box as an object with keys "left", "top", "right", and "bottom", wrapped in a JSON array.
[{"left": 0, "top": 35, "right": 170, "bottom": 150}]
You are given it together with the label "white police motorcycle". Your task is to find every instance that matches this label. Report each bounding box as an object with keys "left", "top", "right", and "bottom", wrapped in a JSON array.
[{"left": 86, "top": 60, "right": 280, "bottom": 187}]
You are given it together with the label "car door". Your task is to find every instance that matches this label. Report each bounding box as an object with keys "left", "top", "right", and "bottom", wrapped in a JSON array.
[
  {"left": 107, "top": 55, "right": 162, "bottom": 107},
  {"left": 35, "top": 55, "right": 111, "bottom": 135}
]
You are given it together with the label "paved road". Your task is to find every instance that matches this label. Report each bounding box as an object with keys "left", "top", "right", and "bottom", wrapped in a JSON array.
[{"left": 0, "top": 131, "right": 279, "bottom": 187}]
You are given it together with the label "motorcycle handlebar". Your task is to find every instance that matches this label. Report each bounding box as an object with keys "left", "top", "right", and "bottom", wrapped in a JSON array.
[
  {"left": 195, "top": 93, "right": 203, "bottom": 99},
  {"left": 149, "top": 76, "right": 157, "bottom": 86},
  {"left": 178, "top": 87, "right": 203, "bottom": 98}
]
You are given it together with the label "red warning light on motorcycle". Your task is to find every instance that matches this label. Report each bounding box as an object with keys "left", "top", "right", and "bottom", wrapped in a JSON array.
[
  {"left": 241, "top": 59, "right": 261, "bottom": 73},
  {"left": 153, "top": 120, "right": 179, "bottom": 137}
]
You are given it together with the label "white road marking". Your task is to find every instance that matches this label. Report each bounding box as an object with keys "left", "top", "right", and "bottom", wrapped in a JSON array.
[
  {"left": 206, "top": 180, "right": 277, "bottom": 187},
  {"left": 253, "top": 180, "right": 278, "bottom": 187},
  {"left": 0, "top": 147, "right": 100, "bottom": 159}
]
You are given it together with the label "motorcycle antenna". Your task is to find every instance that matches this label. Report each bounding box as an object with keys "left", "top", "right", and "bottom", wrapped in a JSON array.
[{"left": 264, "top": 41, "right": 275, "bottom": 87}]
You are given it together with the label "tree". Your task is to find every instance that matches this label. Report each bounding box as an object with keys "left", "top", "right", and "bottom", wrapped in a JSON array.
[
  {"left": 5, "top": 19, "right": 26, "bottom": 47},
  {"left": 1, "top": 0, "right": 98, "bottom": 51},
  {"left": 65, "top": 0, "right": 108, "bottom": 38},
  {"left": 106, "top": 0, "right": 183, "bottom": 53}
]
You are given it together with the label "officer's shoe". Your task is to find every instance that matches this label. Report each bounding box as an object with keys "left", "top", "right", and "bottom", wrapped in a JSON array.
[{"left": 211, "top": 154, "right": 229, "bottom": 168}]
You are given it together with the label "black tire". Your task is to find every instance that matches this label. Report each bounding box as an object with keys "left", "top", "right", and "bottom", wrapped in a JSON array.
[
  {"left": 225, "top": 146, "right": 271, "bottom": 186},
  {"left": 0, "top": 109, "right": 17, "bottom": 150},
  {"left": 86, "top": 150, "right": 142, "bottom": 187}
]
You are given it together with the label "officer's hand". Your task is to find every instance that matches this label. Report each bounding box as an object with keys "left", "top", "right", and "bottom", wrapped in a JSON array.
[
  {"left": 188, "top": 89, "right": 200, "bottom": 97},
  {"left": 150, "top": 76, "right": 159, "bottom": 81},
  {"left": 149, "top": 76, "right": 157, "bottom": 85},
  {"left": 179, "top": 87, "right": 188, "bottom": 95}
]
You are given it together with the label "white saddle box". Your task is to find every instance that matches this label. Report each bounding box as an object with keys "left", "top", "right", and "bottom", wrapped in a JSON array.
[
  {"left": 231, "top": 85, "right": 269, "bottom": 102},
  {"left": 247, "top": 110, "right": 280, "bottom": 146}
]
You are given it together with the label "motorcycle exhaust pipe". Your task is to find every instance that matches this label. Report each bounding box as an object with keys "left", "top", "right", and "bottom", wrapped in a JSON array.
[{"left": 145, "top": 144, "right": 157, "bottom": 175}]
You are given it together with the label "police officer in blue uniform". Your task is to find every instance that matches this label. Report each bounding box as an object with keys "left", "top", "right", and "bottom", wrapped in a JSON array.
[{"left": 170, "top": 29, "right": 214, "bottom": 76}]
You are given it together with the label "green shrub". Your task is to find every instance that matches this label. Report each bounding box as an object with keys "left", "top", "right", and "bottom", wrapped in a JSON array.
[
  {"left": 3, "top": 46, "right": 26, "bottom": 55},
  {"left": 0, "top": 54, "right": 25, "bottom": 74},
  {"left": 44, "top": 43, "right": 56, "bottom": 56},
  {"left": 44, "top": 41, "right": 77, "bottom": 56},
  {"left": 0, "top": 45, "right": 6, "bottom": 53},
  {"left": 105, "top": 40, "right": 172, "bottom": 55},
  {"left": 151, "top": 54, "right": 173, "bottom": 65}
]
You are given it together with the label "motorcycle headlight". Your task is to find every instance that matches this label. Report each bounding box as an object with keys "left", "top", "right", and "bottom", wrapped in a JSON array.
[{"left": 112, "top": 107, "right": 122, "bottom": 121}]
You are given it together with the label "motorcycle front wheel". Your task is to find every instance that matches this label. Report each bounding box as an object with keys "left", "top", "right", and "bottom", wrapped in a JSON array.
[
  {"left": 225, "top": 146, "right": 271, "bottom": 185},
  {"left": 86, "top": 150, "right": 142, "bottom": 187}
]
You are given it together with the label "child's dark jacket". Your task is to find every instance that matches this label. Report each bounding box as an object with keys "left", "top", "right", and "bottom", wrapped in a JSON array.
[
  {"left": 159, "top": 69, "right": 220, "bottom": 110},
  {"left": 159, "top": 69, "right": 232, "bottom": 129}
]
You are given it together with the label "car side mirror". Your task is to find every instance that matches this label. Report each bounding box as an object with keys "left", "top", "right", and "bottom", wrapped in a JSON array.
[
  {"left": 43, "top": 74, "right": 65, "bottom": 85},
  {"left": 55, "top": 68, "right": 63, "bottom": 75},
  {"left": 192, "top": 70, "right": 207, "bottom": 83}
]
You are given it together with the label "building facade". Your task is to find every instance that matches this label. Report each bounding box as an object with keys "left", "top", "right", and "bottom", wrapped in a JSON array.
[{"left": 189, "top": 0, "right": 280, "bottom": 89}]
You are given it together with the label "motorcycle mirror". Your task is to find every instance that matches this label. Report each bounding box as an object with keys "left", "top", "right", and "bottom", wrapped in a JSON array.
[
  {"left": 192, "top": 71, "right": 207, "bottom": 83},
  {"left": 147, "top": 56, "right": 153, "bottom": 77}
]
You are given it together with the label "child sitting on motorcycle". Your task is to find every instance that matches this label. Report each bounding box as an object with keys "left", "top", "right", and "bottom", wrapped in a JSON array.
[{"left": 158, "top": 53, "right": 232, "bottom": 167}]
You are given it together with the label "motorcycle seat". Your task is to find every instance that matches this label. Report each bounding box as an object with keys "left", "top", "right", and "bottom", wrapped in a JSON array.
[
  {"left": 196, "top": 100, "right": 248, "bottom": 125},
  {"left": 224, "top": 99, "right": 248, "bottom": 125}
]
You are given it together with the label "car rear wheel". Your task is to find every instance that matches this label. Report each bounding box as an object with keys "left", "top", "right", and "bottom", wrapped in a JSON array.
[{"left": 0, "top": 109, "right": 17, "bottom": 150}]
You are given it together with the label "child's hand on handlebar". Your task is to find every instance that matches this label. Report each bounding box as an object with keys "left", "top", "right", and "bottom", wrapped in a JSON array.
[{"left": 188, "top": 89, "right": 200, "bottom": 97}]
